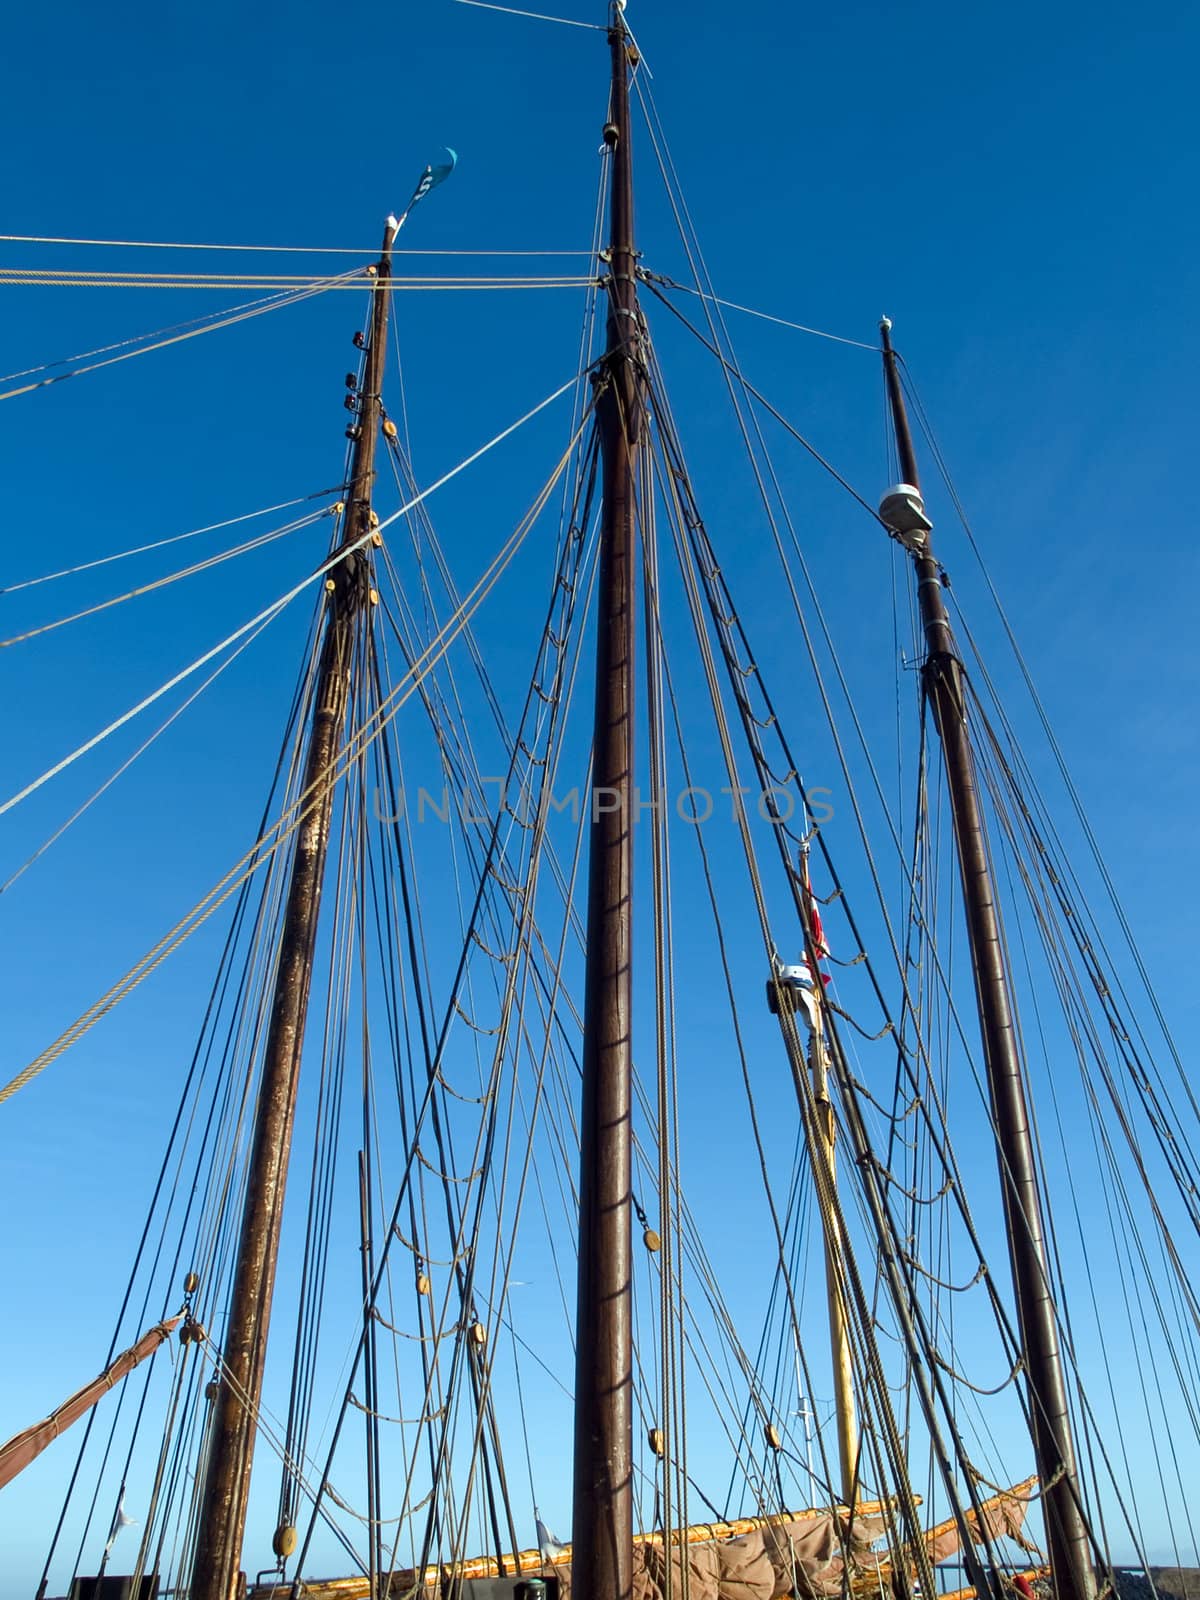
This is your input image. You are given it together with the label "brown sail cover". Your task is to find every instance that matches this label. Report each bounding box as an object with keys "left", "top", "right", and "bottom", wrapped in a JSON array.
[
  {"left": 245, "top": 1502, "right": 916, "bottom": 1600},
  {"left": 0, "top": 1315, "right": 180, "bottom": 1490},
  {"left": 923, "top": 1478, "right": 1040, "bottom": 1566},
  {"left": 548, "top": 1512, "right": 889, "bottom": 1600}
]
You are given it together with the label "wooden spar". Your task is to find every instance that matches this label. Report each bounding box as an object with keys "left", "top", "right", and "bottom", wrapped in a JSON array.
[
  {"left": 876, "top": 1475, "right": 1040, "bottom": 1579},
  {"left": 358, "top": 1150, "right": 382, "bottom": 1594},
  {"left": 941, "top": 1575, "right": 1050, "bottom": 1600},
  {"left": 879, "top": 319, "right": 1096, "bottom": 1600},
  {"left": 571, "top": 11, "right": 642, "bottom": 1600},
  {"left": 0, "top": 1315, "right": 181, "bottom": 1490},
  {"left": 808, "top": 1003, "right": 860, "bottom": 1505},
  {"left": 187, "top": 226, "right": 396, "bottom": 1600},
  {"left": 795, "top": 849, "right": 858, "bottom": 1502},
  {"left": 245, "top": 1498, "right": 916, "bottom": 1600}
]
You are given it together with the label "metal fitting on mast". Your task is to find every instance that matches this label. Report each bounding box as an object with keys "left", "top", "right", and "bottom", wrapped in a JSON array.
[{"left": 878, "top": 483, "right": 932, "bottom": 553}]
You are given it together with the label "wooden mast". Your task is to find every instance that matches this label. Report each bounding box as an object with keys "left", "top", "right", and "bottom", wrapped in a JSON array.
[
  {"left": 571, "top": 9, "right": 642, "bottom": 1600},
  {"left": 188, "top": 224, "right": 397, "bottom": 1600},
  {"left": 807, "top": 1002, "right": 860, "bottom": 1505},
  {"left": 879, "top": 319, "right": 1096, "bottom": 1600}
]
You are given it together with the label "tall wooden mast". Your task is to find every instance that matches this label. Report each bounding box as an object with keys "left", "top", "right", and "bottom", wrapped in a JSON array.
[
  {"left": 571, "top": 10, "right": 642, "bottom": 1600},
  {"left": 188, "top": 224, "right": 396, "bottom": 1600},
  {"left": 879, "top": 320, "right": 1095, "bottom": 1600},
  {"left": 807, "top": 1004, "right": 860, "bottom": 1505}
]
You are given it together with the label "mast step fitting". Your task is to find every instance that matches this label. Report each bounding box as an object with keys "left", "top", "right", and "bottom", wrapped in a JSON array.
[{"left": 878, "top": 483, "right": 932, "bottom": 553}]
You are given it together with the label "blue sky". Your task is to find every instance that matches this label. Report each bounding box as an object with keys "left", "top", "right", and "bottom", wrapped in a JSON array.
[{"left": 2, "top": 0, "right": 1199, "bottom": 1594}]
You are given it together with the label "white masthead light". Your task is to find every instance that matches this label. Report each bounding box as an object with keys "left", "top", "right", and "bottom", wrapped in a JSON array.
[{"left": 878, "top": 482, "right": 932, "bottom": 554}]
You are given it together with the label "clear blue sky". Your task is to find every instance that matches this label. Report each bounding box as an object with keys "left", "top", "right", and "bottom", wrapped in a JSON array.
[{"left": 2, "top": 1, "right": 1199, "bottom": 1595}]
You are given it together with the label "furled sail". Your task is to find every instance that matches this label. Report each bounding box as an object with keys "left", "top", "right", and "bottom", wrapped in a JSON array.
[
  {"left": 579, "top": 1511, "right": 893, "bottom": 1600},
  {"left": 249, "top": 1503, "right": 907, "bottom": 1600},
  {"left": 919, "top": 1477, "right": 1040, "bottom": 1567}
]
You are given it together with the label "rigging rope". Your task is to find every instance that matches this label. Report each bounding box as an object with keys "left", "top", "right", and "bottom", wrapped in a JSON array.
[
  {"left": 645, "top": 274, "right": 879, "bottom": 353},
  {"left": 0, "top": 233, "right": 595, "bottom": 256},
  {"left": 0, "top": 270, "right": 599, "bottom": 290},
  {"left": 0, "top": 369, "right": 586, "bottom": 821},
  {"left": 0, "top": 605, "right": 288, "bottom": 895},
  {"left": 0, "top": 266, "right": 367, "bottom": 401},
  {"left": 0, "top": 490, "right": 341, "bottom": 593},
  {"left": 0, "top": 435, "right": 588, "bottom": 1109},
  {"left": 450, "top": 0, "right": 607, "bottom": 26},
  {"left": 0, "top": 508, "right": 332, "bottom": 648}
]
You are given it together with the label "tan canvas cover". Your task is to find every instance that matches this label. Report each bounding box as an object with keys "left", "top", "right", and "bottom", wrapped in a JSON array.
[
  {"left": 553, "top": 1532, "right": 783, "bottom": 1600},
  {"left": 973, "top": 1489, "right": 1036, "bottom": 1553},
  {"left": 546, "top": 1555, "right": 573, "bottom": 1600},
  {"left": 550, "top": 1543, "right": 668, "bottom": 1600},
  {"left": 644, "top": 1534, "right": 723, "bottom": 1600},
  {"left": 924, "top": 1480, "right": 1039, "bottom": 1567},
  {"left": 926, "top": 1525, "right": 961, "bottom": 1566},
  {"left": 248, "top": 1502, "right": 911, "bottom": 1600},
  {"left": 632, "top": 1544, "right": 661, "bottom": 1600},
  {"left": 716, "top": 1531, "right": 779, "bottom": 1600},
  {"left": 758, "top": 1511, "right": 889, "bottom": 1598}
]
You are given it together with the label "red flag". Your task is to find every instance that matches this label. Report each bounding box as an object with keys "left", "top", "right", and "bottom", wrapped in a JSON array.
[{"left": 799, "top": 848, "right": 831, "bottom": 988}]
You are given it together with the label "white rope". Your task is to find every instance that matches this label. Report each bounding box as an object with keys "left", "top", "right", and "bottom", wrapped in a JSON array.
[
  {"left": 0, "top": 411, "right": 590, "bottom": 1102},
  {"left": 0, "top": 267, "right": 365, "bottom": 401},
  {"left": 0, "top": 596, "right": 298, "bottom": 819},
  {"left": 450, "top": 0, "right": 606, "bottom": 27},
  {"left": 0, "top": 293, "right": 339, "bottom": 389},
  {"left": 0, "top": 367, "right": 585, "bottom": 818},
  {"left": 0, "top": 233, "right": 595, "bottom": 257},
  {"left": 1, "top": 607, "right": 284, "bottom": 894},
  {"left": 658, "top": 279, "right": 879, "bottom": 352},
  {"left": 1, "top": 512, "right": 330, "bottom": 647},
  {"left": 0, "top": 270, "right": 599, "bottom": 290},
  {"left": 1, "top": 492, "right": 338, "bottom": 594}
]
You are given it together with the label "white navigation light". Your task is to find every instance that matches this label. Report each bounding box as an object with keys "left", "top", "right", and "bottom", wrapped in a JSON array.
[{"left": 878, "top": 483, "right": 933, "bottom": 554}]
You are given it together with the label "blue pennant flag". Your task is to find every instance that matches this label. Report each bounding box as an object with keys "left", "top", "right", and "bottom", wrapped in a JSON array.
[{"left": 403, "top": 147, "right": 457, "bottom": 219}]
